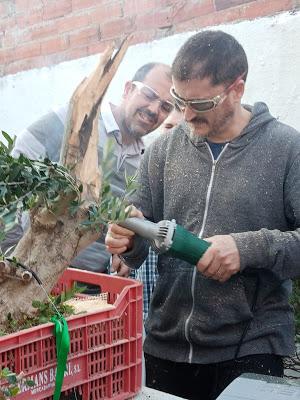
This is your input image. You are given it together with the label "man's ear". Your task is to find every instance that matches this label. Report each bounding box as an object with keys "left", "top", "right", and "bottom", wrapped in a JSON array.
[
  {"left": 231, "top": 79, "right": 245, "bottom": 103},
  {"left": 123, "top": 81, "right": 134, "bottom": 98},
  {"left": 232, "top": 80, "right": 245, "bottom": 102}
]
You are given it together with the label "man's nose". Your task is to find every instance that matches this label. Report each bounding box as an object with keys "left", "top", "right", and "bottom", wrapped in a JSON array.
[
  {"left": 183, "top": 105, "right": 197, "bottom": 122},
  {"left": 147, "top": 100, "right": 161, "bottom": 115}
]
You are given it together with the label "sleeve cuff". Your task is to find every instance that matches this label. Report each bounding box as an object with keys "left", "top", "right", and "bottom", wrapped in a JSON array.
[
  {"left": 120, "top": 235, "right": 150, "bottom": 269},
  {"left": 230, "top": 229, "right": 271, "bottom": 271}
]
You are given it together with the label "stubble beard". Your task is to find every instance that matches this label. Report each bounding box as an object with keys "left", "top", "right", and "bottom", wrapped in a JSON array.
[
  {"left": 126, "top": 121, "right": 146, "bottom": 141},
  {"left": 121, "top": 111, "right": 146, "bottom": 142},
  {"left": 189, "top": 106, "right": 234, "bottom": 141},
  {"left": 127, "top": 108, "right": 159, "bottom": 140}
]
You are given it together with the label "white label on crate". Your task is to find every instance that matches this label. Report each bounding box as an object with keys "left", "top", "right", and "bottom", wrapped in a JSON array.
[{"left": 19, "top": 361, "right": 82, "bottom": 395}]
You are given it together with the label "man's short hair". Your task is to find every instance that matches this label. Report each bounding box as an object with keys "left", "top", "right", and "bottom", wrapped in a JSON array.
[
  {"left": 172, "top": 30, "right": 248, "bottom": 86},
  {"left": 132, "top": 62, "right": 171, "bottom": 82}
]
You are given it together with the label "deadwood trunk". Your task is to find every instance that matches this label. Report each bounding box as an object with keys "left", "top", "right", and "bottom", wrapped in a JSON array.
[{"left": 0, "top": 38, "right": 130, "bottom": 324}]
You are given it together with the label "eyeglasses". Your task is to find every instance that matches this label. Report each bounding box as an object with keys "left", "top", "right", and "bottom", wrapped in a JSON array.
[
  {"left": 132, "top": 81, "right": 174, "bottom": 114},
  {"left": 170, "top": 73, "right": 246, "bottom": 113}
]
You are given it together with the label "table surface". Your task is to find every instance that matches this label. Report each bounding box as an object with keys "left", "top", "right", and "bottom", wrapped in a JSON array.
[
  {"left": 134, "top": 374, "right": 300, "bottom": 400},
  {"left": 215, "top": 373, "right": 300, "bottom": 400},
  {"left": 134, "top": 386, "right": 184, "bottom": 399}
]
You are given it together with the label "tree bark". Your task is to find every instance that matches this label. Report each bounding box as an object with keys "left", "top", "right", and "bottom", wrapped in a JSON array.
[{"left": 0, "top": 37, "right": 130, "bottom": 324}]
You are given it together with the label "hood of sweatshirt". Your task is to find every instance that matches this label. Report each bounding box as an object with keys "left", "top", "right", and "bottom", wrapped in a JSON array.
[{"left": 185, "top": 102, "right": 275, "bottom": 148}]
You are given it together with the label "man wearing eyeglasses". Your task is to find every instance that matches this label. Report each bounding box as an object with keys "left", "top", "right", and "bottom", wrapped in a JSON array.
[
  {"left": 4, "top": 62, "right": 173, "bottom": 283},
  {"left": 106, "top": 30, "right": 300, "bottom": 399}
]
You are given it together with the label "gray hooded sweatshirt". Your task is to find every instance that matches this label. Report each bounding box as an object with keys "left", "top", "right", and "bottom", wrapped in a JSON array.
[{"left": 123, "top": 102, "right": 300, "bottom": 364}]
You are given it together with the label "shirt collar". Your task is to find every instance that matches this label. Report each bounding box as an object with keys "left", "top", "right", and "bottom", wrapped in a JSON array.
[{"left": 101, "top": 102, "right": 120, "bottom": 135}]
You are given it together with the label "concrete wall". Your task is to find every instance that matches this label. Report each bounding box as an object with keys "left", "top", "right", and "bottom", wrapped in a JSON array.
[{"left": 1, "top": 11, "right": 300, "bottom": 142}]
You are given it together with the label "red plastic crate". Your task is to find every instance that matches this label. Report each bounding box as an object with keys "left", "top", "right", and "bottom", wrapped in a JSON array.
[{"left": 0, "top": 268, "right": 143, "bottom": 399}]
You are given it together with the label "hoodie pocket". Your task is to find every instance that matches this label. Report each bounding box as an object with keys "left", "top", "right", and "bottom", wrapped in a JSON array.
[
  {"left": 145, "top": 258, "right": 195, "bottom": 342},
  {"left": 188, "top": 273, "right": 255, "bottom": 347}
]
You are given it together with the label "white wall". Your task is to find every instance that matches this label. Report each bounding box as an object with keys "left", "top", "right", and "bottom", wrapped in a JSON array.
[{"left": 1, "top": 11, "right": 299, "bottom": 142}]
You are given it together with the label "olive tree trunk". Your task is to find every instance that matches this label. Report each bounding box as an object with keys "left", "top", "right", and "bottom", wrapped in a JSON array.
[{"left": 0, "top": 38, "right": 130, "bottom": 324}]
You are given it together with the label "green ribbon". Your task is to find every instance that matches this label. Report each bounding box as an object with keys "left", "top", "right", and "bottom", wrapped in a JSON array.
[{"left": 51, "top": 315, "right": 70, "bottom": 400}]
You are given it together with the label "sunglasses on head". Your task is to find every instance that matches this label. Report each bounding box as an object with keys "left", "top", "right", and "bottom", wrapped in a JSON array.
[
  {"left": 132, "top": 81, "right": 174, "bottom": 114},
  {"left": 170, "top": 72, "right": 246, "bottom": 113}
]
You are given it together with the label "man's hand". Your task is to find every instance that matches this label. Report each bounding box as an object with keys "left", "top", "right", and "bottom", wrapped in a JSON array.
[
  {"left": 105, "top": 206, "right": 144, "bottom": 254},
  {"left": 196, "top": 235, "right": 240, "bottom": 283},
  {"left": 111, "top": 254, "right": 131, "bottom": 277}
]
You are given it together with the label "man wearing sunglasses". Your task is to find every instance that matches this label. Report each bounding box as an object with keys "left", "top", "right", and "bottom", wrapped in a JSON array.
[
  {"left": 106, "top": 30, "right": 300, "bottom": 399},
  {"left": 3, "top": 62, "right": 173, "bottom": 283}
]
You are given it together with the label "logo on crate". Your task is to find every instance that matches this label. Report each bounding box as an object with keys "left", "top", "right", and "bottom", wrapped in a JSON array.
[{"left": 19, "top": 361, "right": 81, "bottom": 395}]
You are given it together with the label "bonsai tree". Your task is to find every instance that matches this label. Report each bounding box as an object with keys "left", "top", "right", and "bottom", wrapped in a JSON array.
[{"left": 0, "top": 38, "right": 130, "bottom": 328}]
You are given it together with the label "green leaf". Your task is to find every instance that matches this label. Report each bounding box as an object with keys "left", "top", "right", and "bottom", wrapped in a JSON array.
[
  {"left": 7, "top": 373, "right": 17, "bottom": 384},
  {"left": 32, "top": 300, "right": 42, "bottom": 308},
  {"left": 10, "top": 386, "right": 20, "bottom": 396},
  {"left": 38, "top": 316, "right": 49, "bottom": 324},
  {"left": 3, "top": 388, "right": 11, "bottom": 396},
  {"left": 1, "top": 367, "right": 10, "bottom": 377},
  {"left": 1, "top": 131, "right": 14, "bottom": 148}
]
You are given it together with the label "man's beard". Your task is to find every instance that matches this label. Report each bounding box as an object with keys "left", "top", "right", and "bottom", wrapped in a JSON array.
[{"left": 189, "top": 107, "right": 234, "bottom": 140}]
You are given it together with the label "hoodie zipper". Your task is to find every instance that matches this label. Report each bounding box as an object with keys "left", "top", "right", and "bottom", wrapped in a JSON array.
[{"left": 184, "top": 142, "right": 229, "bottom": 363}]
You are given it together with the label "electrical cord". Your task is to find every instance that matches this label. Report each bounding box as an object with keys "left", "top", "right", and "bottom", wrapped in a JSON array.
[{"left": 6, "top": 258, "right": 42, "bottom": 285}]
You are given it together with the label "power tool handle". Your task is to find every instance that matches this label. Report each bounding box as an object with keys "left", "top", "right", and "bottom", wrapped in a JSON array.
[
  {"left": 167, "top": 224, "right": 211, "bottom": 265},
  {"left": 118, "top": 217, "right": 159, "bottom": 241}
]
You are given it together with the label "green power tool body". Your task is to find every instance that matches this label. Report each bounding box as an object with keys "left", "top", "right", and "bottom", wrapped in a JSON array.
[{"left": 119, "top": 217, "right": 211, "bottom": 266}]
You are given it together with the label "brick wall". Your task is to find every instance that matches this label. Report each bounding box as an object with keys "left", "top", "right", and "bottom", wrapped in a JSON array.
[{"left": 0, "top": 0, "right": 299, "bottom": 77}]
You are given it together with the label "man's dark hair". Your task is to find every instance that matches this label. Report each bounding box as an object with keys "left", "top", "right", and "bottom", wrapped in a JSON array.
[
  {"left": 132, "top": 62, "right": 171, "bottom": 82},
  {"left": 172, "top": 30, "right": 248, "bottom": 86}
]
